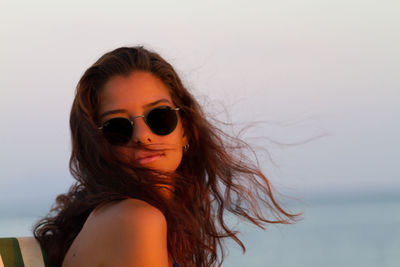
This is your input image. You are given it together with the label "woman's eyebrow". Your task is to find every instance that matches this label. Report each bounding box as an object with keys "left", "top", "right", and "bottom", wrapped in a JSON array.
[
  {"left": 98, "top": 109, "right": 128, "bottom": 120},
  {"left": 143, "top": 98, "right": 171, "bottom": 108},
  {"left": 99, "top": 99, "right": 172, "bottom": 120}
]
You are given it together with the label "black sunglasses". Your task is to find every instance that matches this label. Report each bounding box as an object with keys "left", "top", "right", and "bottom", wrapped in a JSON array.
[{"left": 99, "top": 106, "right": 180, "bottom": 145}]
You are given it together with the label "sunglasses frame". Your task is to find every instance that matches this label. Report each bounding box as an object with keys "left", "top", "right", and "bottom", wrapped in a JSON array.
[{"left": 98, "top": 106, "right": 180, "bottom": 144}]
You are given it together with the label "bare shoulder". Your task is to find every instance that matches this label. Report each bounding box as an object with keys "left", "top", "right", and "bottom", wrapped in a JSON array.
[
  {"left": 62, "top": 199, "right": 170, "bottom": 267},
  {"left": 90, "top": 198, "right": 167, "bottom": 225}
]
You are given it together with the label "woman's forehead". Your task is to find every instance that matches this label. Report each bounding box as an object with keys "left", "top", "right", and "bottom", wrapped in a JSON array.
[{"left": 100, "top": 72, "right": 174, "bottom": 110}]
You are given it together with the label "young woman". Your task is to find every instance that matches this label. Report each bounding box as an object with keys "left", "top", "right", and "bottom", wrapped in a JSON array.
[{"left": 34, "top": 46, "right": 298, "bottom": 267}]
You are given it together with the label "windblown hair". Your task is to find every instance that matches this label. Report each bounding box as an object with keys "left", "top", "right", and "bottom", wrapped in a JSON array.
[{"left": 34, "top": 46, "right": 299, "bottom": 267}]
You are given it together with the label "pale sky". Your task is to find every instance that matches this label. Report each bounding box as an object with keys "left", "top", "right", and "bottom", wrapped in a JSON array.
[{"left": 0, "top": 0, "right": 399, "bottom": 213}]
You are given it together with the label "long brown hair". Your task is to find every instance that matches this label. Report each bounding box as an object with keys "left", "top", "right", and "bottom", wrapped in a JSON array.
[{"left": 34, "top": 46, "right": 299, "bottom": 267}]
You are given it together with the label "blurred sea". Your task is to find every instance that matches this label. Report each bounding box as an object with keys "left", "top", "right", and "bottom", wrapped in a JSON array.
[{"left": 1, "top": 192, "right": 399, "bottom": 267}]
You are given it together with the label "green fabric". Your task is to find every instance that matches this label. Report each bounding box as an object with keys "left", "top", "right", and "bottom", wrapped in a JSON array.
[{"left": 0, "top": 238, "right": 25, "bottom": 267}]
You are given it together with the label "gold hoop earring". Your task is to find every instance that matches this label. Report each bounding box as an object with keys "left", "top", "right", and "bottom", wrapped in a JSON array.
[{"left": 183, "top": 143, "right": 189, "bottom": 152}]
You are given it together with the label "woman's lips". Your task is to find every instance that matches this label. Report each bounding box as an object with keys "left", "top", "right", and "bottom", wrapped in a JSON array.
[{"left": 135, "top": 153, "right": 163, "bottom": 164}]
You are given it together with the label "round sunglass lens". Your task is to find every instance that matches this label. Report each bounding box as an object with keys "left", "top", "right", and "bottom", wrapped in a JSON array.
[
  {"left": 102, "top": 118, "right": 133, "bottom": 145},
  {"left": 146, "top": 107, "right": 178, "bottom": 135}
]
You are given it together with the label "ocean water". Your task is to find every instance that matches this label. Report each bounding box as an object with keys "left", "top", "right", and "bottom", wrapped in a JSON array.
[
  {"left": 223, "top": 193, "right": 400, "bottom": 267},
  {"left": 1, "top": 193, "right": 399, "bottom": 267}
]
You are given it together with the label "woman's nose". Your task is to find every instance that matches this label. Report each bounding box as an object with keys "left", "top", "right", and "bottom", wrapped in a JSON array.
[{"left": 132, "top": 117, "right": 152, "bottom": 144}]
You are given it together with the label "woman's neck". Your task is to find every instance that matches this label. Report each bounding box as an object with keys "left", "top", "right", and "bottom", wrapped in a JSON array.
[{"left": 156, "top": 184, "right": 175, "bottom": 200}]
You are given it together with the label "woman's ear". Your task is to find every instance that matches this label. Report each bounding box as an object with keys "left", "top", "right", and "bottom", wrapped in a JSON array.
[
  {"left": 180, "top": 117, "right": 189, "bottom": 149},
  {"left": 182, "top": 134, "right": 188, "bottom": 147}
]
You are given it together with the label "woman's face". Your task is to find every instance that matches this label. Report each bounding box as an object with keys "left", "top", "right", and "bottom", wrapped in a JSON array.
[{"left": 98, "top": 71, "right": 187, "bottom": 172}]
